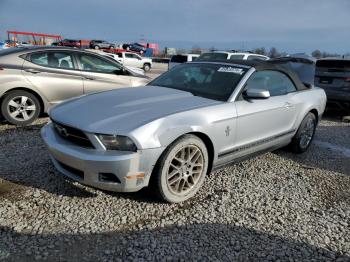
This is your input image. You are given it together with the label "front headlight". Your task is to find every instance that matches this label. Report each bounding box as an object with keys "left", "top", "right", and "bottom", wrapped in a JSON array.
[{"left": 97, "top": 134, "right": 137, "bottom": 152}]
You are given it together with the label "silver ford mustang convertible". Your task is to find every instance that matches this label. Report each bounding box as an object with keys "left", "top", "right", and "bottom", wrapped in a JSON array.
[{"left": 41, "top": 60, "right": 327, "bottom": 203}]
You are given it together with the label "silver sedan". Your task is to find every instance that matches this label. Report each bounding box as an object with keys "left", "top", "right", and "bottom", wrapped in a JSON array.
[
  {"left": 0, "top": 47, "right": 148, "bottom": 126},
  {"left": 41, "top": 60, "right": 327, "bottom": 203}
]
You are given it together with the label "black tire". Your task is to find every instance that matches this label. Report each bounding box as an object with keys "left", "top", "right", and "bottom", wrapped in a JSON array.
[
  {"left": 1, "top": 90, "right": 41, "bottom": 126},
  {"left": 152, "top": 134, "right": 209, "bottom": 203},
  {"left": 94, "top": 45, "right": 99, "bottom": 50},
  {"left": 289, "top": 112, "right": 317, "bottom": 153},
  {"left": 143, "top": 63, "right": 151, "bottom": 72}
]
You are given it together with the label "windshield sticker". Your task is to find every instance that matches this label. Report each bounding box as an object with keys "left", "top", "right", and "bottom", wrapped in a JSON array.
[{"left": 217, "top": 67, "right": 244, "bottom": 74}]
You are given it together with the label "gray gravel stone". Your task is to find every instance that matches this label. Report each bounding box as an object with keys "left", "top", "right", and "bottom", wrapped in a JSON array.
[{"left": 0, "top": 117, "right": 349, "bottom": 261}]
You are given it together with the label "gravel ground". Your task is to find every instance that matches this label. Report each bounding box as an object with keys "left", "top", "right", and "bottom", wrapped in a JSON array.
[{"left": 0, "top": 116, "right": 349, "bottom": 261}]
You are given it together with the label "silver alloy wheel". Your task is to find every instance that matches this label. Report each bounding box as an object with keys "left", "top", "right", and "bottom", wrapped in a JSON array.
[
  {"left": 7, "top": 96, "right": 36, "bottom": 121},
  {"left": 166, "top": 145, "right": 204, "bottom": 196},
  {"left": 299, "top": 118, "right": 315, "bottom": 148}
]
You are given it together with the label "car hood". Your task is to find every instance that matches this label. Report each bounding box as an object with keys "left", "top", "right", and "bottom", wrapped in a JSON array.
[{"left": 50, "top": 86, "right": 220, "bottom": 134}]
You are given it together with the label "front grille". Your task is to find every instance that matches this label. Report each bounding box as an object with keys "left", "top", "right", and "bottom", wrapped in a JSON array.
[
  {"left": 52, "top": 120, "right": 94, "bottom": 148},
  {"left": 57, "top": 160, "right": 84, "bottom": 180}
]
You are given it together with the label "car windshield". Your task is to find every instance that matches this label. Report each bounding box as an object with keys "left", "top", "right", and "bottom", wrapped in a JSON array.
[
  {"left": 197, "top": 52, "right": 228, "bottom": 61},
  {"left": 149, "top": 63, "right": 248, "bottom": 101}
]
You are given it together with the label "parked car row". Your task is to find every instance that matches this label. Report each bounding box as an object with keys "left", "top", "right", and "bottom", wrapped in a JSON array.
[
  {"left": 197, "top": 51, "right": 270, "bottom": 61},
  {"left": 87, "top": 49, "right": 153, "bottom": 71},
  {"left": 51, "top": 39, "right": 147, "bottom": 53},
  {"left": 0, "top": 40, "right": 33, "bottom": 49},
  {"left": 168, "top": 51, "right": 269, "bottom": 70}
]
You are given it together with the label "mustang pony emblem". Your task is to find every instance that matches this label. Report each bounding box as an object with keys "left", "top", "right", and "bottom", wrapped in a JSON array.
[{"left": 225, "top": 126, "right": 231, "bottom": 136}]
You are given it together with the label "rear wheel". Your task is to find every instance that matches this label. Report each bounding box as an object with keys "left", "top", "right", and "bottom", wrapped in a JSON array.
[
  {"left": 153, "top": 135, "right": 209, "bottom": 203},
  {"left": 94, "top": 45, "right": 99, "bottom": 49},
  {"left": 1, "top": 90, "right": 41, "bottom": 126},
  {"left": 289, "top": 112, "right": 317, "bottom": 153}
]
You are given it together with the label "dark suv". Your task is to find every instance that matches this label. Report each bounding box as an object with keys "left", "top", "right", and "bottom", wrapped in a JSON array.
[
  {"left": 89, "top": 40, "right": 115, "bottom": 49},
  {"left": 315, "top": 58, "right": 350, "bottom": 111},
  {"left": 122, "top": 43, "right": 146, "bottom": 54}
]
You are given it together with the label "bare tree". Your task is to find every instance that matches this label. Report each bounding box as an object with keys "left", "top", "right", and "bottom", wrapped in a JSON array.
[
  {"left": 252, "top": 47, "right": 267, "bottom": 55},
  {"left": 268, "top": 47, "right": 279, "bottom": 58},
  {"left": 312, "top": 50, "right": 322, "bottom": 59},
  {"left": 209, "top": 46, "right": 217, "bottom": 52}
]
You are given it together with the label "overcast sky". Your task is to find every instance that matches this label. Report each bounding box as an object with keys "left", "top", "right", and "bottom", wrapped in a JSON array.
[{"left": 0, "top": 0, "right": 349, "bottom": 54}]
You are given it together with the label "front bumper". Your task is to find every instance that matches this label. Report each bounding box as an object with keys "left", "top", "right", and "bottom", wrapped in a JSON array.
[{"left": 41, "top": 122, "right": 164, "bottom": 192}]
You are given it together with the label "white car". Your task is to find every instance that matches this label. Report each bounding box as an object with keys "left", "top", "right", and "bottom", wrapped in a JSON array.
[
  {"left": 113, "top": 52, "right": 152, "bottom": 71},
  {"left": 168, "top": 54, "right": 200, "bottom": 70},
  {"left": 198, "top": 51, "right": 269, "bottom": 61}
]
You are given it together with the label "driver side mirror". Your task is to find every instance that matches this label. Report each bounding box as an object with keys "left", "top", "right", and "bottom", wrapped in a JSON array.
[{"left": 243, "top": 88, "right": 270, "bottom": 99}]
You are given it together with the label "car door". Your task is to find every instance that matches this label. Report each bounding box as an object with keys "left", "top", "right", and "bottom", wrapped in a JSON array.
[
  {"left": 234, "top": 70, "right": 298, "bottom": 155},
  {"left": 124, "top": 53, "right": 142, "bottom": 68},
  {"left": 22, "top": 51, "right": 84, "bottom": 105},
  {"left": 76, "top": 52, "right": 132, "bottom": 94}
]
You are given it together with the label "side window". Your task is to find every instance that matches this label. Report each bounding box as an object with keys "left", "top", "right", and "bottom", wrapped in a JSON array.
[
  {"left": 30, "top": 52, "right": 75, "bottom": 69},
  {"left": 247, "top": 55, "right": 268, "bottom": 61},
  {"left": 125, "top": 53, "right": 135, "bottom": 59},
  {"left": 78, "top": 54, "right": 121, "bottom": 73},
  {"left": 30, "top": 52, "right": 48, "bottom": 66},
  {"left": 245, "top": 70, "right": 297, "bottom": 96},
  {"left": 229, "top": 54, "right": 245, "bottom": 60},
  {"left": 116, "top": 53, "right": 122, "bottom": 58}
]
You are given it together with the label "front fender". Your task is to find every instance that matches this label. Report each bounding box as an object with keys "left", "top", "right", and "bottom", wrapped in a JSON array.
[{"left": 129, "top": 115, "right": 211, "bottom": 149}]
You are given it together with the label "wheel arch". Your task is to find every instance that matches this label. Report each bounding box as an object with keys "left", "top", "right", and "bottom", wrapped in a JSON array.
[
  {"left": 148, "top": 131, "right": 215, "bottom": 192},
  {"left": 309, "top": 108, "right": 319, "bottom": 123},
  {"left": 187, "top": 131, "right": 215, "bottom": 174},
  {"left": 0, "top": 87, "right": 46, "bottom": 115}
]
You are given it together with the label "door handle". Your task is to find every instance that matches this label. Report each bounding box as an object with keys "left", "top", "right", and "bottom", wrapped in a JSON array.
[
  {"left": 24, "top": 68, "right": 41, "bottom": 74},
  {"left": 83, "top": 75, "right": 95, "bottom": 80}
]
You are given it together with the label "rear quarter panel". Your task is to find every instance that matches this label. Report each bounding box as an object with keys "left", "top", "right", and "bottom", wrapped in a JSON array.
[{"left": 289, "top": 87, "right": 327, "bottom": 128}]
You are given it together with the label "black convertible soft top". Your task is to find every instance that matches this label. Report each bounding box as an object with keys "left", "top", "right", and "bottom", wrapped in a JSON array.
[{"left": 195, "top": 59, "right": 310, "bottom": 91}]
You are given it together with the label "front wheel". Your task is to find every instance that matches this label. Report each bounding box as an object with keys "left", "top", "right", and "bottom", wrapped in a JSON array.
[
  {"left": 152, "top": 134, "right": 209, "bottom": 203},
  {"left": 1, "top": 90, "right": 41, "bottom": 126},
  {"left": 94, "top": 45, "right": 99, "bottom": 50},
  {"left": 143, "top": 63, "right": 151, "bottom": 72},
  {"left": 289, "top": 112, "right": 317, "bottom": 153}
]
